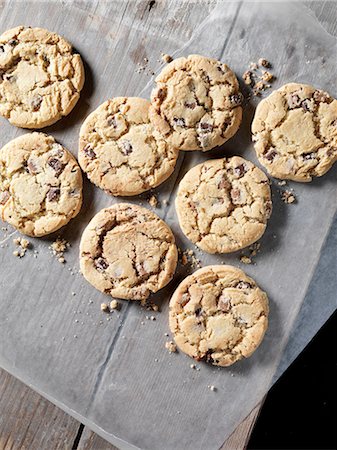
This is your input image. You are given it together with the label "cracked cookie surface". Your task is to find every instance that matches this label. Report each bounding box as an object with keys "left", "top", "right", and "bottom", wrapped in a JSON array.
[
  {"left": 252, "top": 83, "right": 337, "bottom": 181},
  {"left": 175, "top": 157, "right": 272, "bottom": 254},
  {"left": 169, "top": 265, "right": 269, "bottom": 367},
  {"left": 78, "top": 97, "right": 179, "bottom": 196},
  {"left": 0, "top": 132, "right": 83, "bottom": 236},
  {"left": 79, "top": 203, "right": 178, "bottom": 300},
  {"left": 0, "top": 26, "right": 84, "bottom": 128},
  {"left": 149, "top": 54, "right": 242, "bottom": 151}
]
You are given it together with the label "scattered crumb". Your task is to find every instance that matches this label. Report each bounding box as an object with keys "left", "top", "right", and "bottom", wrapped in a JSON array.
[
  {"left": 190, "top": 363, "right": 196, "bottom": 369},
  {"left": 50, "top": 237, "right": 70, "bottom": 263},
  {"left": 71, "top": 291, "right": 76, "bottom": 296},
  {"left": 243, "top": 58, "right": 275, "bottom": 97},
  {"left": 109, "top": 299, "right": 119, "bottom": 310},
  {"left": 164, "top": 332, "right": 169, "bottom": 337},
  {"left": 148, "top": 194, "right": 159, "bottom": 208},
  {"left": 179, "top": 247, "right": 201, "bottom": 269},
  {"left": 154, "top": 358, "right": 158, "bottom": 362},
  {"left": 150, "top": 315, "right": 156, "bottom": 321},
  {"left": 281, "top": 190, "right": 296, "bottom": 204},
  {"left": 258, "top": 58, "right": 271, "bottom": 68},
  {"left": 249, "top": 242, "right": 261, "bottom": 257},
  {"left": 278, "top": 180, "right": 287, "bottom": 186},
  {"left": 208, "top": 385, "right": 217, "bottom": 391},
  {"left": 12, "top": 236, "right": 31, "bottom": 258},
  {"left": 101, "top": 303, "right": 110, "bottom": 313},
  {"left": 165, "top": 341, "right": 177, "bottom": 353},
  {"left": 240, "top": 255, "right": 252, "bottom": 265},
  {"left": 181, "top": 253, "right": 188, "bottom": 266},
  {"left": 162, "top": 199, "right": 169, "bottom": 207},
  {"left": 140, "top": 299, "right": 160, "bottom": 312},
  {"left": 161, "top": 53, "right": 173, "bottom": 63}
]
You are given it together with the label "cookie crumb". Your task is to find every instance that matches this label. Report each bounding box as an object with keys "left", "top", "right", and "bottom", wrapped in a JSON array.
[
  {"left": 161, "top": 53, "right": 173, "bottom": 63},
  {"left": 243, "top": 59, "right": 275, "bottom": 96},
  {"left": 249, "top": 242, "right": 261, "bottom": 257},
  {"left": 261, "top": 70, "right": 273, "bottom": 82},
  {"left": 50, "top": 237, "right": 70, "bottom": 263},
  {"left": 148, "top": 194, "right": 159, "bottom": 208},
  {"left": 240, "top": 255, "right": 252, "bottom": 265},
  {"left": 150, "top": 315, "right": 156, "bottom": 321},
  {"left": 208, "top": 385, "right": 217, "bottom": 391},
  {"left": 281, "top": 190, "right": 296, "bottom": 204},
  {"left": 164, "top": 332, "right": 169, "bottom": 337},
  {"left": 101, "top": 303, "right": 109, "bottom": 313},
  {"left": 258, "top": 58, "right": 271, "bottom": 68},
  {"left": 190, "top": 363, "right": 196, "bottom": 369},
  {"left": 277, "top": 180, "right": 287, "bottom": 186},
  {"left": 165, "top": 341, "right": 177, "bottom": 353},
  {"left": 243, "top": 70, "right": 253, "bottom": 86},
  {"left": 109, "top": 299, "right": 119, "bottom": 310},
  {"left": 179, "top": 248, "right": 201, "bottom": 269}
]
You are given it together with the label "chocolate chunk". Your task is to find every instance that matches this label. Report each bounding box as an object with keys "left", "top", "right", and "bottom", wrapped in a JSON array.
[
  {"left": 231, "top": 188, "right": 241, "bottom": 204},
  {"left": 107, "top": 116, "right": 117, "bottom": 127},
  {"left": 185, "top": 101, "right": 196, "bottom": 109},
  {"left": 8, "top": 39, "right": 18, "bottom": 46},
  {"left": 264, "top": 149, "right": 277, "bottom": 161},
  {"left": 31, "top": 95, "right": 43, "bottom": 111},
  {"left": 199, "top": 122, "right": 213, "bottom": 132},
  {"left": 95, "top": 257, "right": 108, "bottom": 271},
  {"left": 230, "top": 93, "right": 243, "bottom": 106},
  {"left": 180, "top": 293, "right": 190, "bottom": 307},
  {"left": 235, "top": 281, "right": 252, "bottom": 289},
  {"left": 234, "top": 163, "right": 247, "bottom": 178},
  {"left": 47, "top": 187, "right": 60, "bottom": 202},
  {"left": 120, "top": 140, "right": 133, "bottom": 155},
  {"left": 301, "top": 99, "right": 314, "bottom": 112},
  {"left": 195, "top": 308, "right": 202, "bottom": 316},
  {"left": 303, "top": 152, "right": 316, "bottom": 160},
  {"left": 287, "top": 93, "right": 301, "bottom": 109},
  {"left": 83, "top": 144, "right": 96, "bottom": 159},
  {"left": 27, "top": 158, "right": 39, "bottom": 174},
  {"left": 0, "top": 190, "right": 10, "bottom": 205},
  {"left": 218, "top": 294, "right": 231, "bottom": 312},
  {"left": 218, "top": 176, "right": 230, "bottom": 190},
  {"left": 47, "top": 158, "right": 64, "bottom": 176},
  {"left": 156, "top": 87, "right": 166, "bottom": 101},
  {"left": 313, "top": 89, "right": 332, "bottom": 103},
  {"left": 0, "top": 45, "right": 4, "bottom": 53},
  {"left": 173, "top": 117, "right": 186, "bottom": 127}
]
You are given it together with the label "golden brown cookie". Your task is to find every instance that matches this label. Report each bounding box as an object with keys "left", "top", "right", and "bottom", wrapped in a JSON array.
[
  {"left": 149, "top": 54, "right": 242, "bottom": 151},
  {"left": 252, "top": 83, "right": 337, "bottom": 181},
  {"left": 79, "top": 203, "right": 178, "bottom": 300},
  {"left": 0, "top": 132, "right": 82, "bottom": 236},
  {"left": 175, "top": 157, "right": 272, "bottom": 253},
  {"left": 169, "top": 265, "right": 269, "bottom": 367},
  {"left": 78, "top": 97, "right": 179, "bottom": 196},
  {"left": 0, "top": 26, "right": 84, "bottom": 128}
]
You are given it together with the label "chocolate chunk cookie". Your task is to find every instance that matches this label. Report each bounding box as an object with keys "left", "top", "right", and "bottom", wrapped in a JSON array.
[
  {"left": 79, "top": 203, "right": 178, "bottom": 300},
  {"left": 0, "top": 132, "right": 82, "bottom": 236},
  {"left": 0, "top": 26, "right": 84, "bottom": 128},
  {"left": 149, "top": 54, "right": 242, "bottom": 151},
  {"left": 169, "top": 265, "right": 269, "bottom": 367},
  {"left": 252, "top": 83, "right": 337, "bottom": 181},
  {"left": 78, "top": 97, "right": 179, "bottom": 196},
  {"left": 175, "top": 157, "right": 272, "bottom": 253}
]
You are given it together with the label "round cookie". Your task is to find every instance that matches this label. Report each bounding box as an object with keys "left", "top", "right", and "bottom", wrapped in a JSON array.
[
  {"left": 78, "top": 97, "right": 179, "bottom": 196},
  {"left": 0, "top": 26, "right": 84, "bottom": 128},
  {"left": 175, "top": 156, "right": 272, "bottom": 254},
  {"left": 169, "top": 265, "right": 269, "bottom": 367},
  {"left": 79, "top": 203, "right": 178, "bottom": 300},
  {"left": 149, "top": 54, "right": 243, "bottom": 151},
  {"left": 0, "top": 132, "right": 82, "bottom": 237},
  {"left": 252, "top": 83, "right": 337, "bottom": 182}
]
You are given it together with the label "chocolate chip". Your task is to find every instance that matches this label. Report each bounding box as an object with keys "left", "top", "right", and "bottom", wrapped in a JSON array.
[
  {"left": 217, "top": 65, "right": 226, "bottom": 74},
  {"left": 301, "top": 99, "right": 314, "bottom": 112},
  {"left": 199, "top": 122, "right": 213, "bottom": 132},
  {"left": 31, "top": 95, "right": 43, "bottom": 111},
  {"left": 47, "top": 187, "right": 60, "bottom": 202},
  {"left": 8, "top": 39, "right": 18, "bottom": 46},
  {"left": 47, "top": 158, "right": 64, "bottom": 176},
  {"left": 95, "top": 257, "right": 108, "bottom": 272},
  {"left": 287, "top": 93, "right": 301, "bottom": 109},
  {"left": 331, "top": 119, "right": 337, "bottom": 127},
  {"left": 120, "top": 140, "right": 133, "bottom": 155},
  {"left": 313, "top": 89, "right": 332, "bottom": 103},
  {"left": 264, "top": 149, "right": 277, "bottom": 161},
  {"left": 0, "top": 45, "right": 4, "bottom": 53},
  {"left": 234, "top": 163, "right": 247, "bottom": 178},
  {"left": 195, "top": 308, "right": 202, "bottom": 316},
  {"left": 83, "top": 144, "right": 96, "bottom": 159},
  {"left": 107, "top": 116, "right": 117, "bottom": 127},
  {"left": 185, "top": 101, "right": 196, "bottom": 109},
  {"left": 27, "top": 158, "right": 39, "bottom": 174},
  {"left": 303, "top": 152, "right": 316, "bottom": 160},
  {"left": 156, "top": 87, "right": 166, "bottom": 101},
  {"left": 230, "top": 93, "right": 243, "bottom": 106},
  {"left": 3, "top": 73, "right": 15, "bottom": 82},
  {"left": 218, "top": 295, "right": 231, "bottom": 312},
  {"left": 231, "top": 188, "right": 241, "bottom": 203},
  {"left": 173, "top": 117, "right": 185, "bottom": 127},
  {"left": 235, "top": 281, "right": 252, "bottom": 289},
  {"left": 218, "top": 177, "right": 230, "bottom": 190},
  {"left": 0, "top": 190, "right": 10, "bottom": 205}
]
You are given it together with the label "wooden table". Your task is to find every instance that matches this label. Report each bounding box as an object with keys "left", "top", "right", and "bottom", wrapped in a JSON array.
[{"left": 0, "top": 2, "right": 335, "bottom": 449}]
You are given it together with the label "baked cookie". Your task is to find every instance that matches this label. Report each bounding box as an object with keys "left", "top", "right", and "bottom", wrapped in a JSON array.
[
  {"left": 0, "top": 132, "right": 82, "bottom": 237},
  {"left": 149, "top": 54, "right": 242, "bottom": 151},
  {"left": 79, "top": 203, "right": 178, "bottom": 300},
  {"left": 0, "top": 26, "right": 84, "bottom": 128},
  {"left": 78, "top": 97, "right": 179, "bottom": 196},
  {"left": 175, "top": 157, "right": 272, "bottom": 254},
  {"left": 169, "top": 265, "right": 269, "bottom": 367},
  {"left": 252, "top": 83, "right": 337, "bottom": 181}
]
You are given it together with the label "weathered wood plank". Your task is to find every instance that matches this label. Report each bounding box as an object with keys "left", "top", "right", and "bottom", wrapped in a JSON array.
[{"left": 0, "top": 368, "right": 80, "bottom": 450}]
